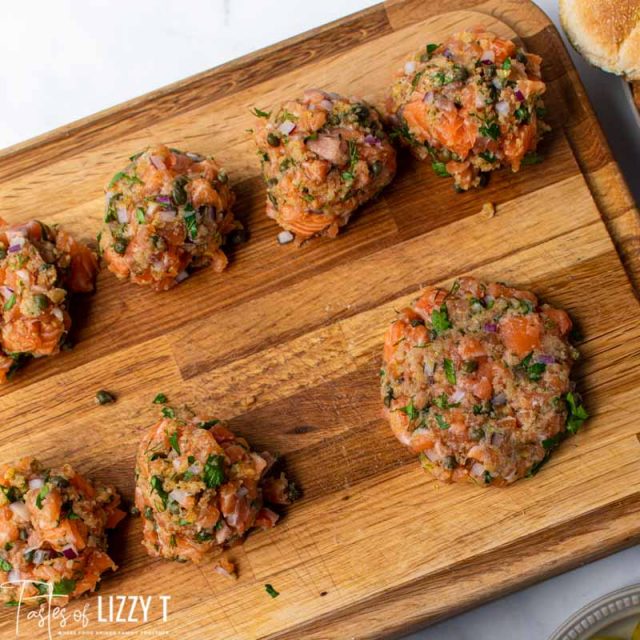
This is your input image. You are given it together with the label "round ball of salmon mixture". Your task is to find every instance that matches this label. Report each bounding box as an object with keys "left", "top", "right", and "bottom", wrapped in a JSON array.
[
  {"left": 0, "top": 457, "right": 125, "bottom": 606},
  {"left": 135, "top": 410, "right": 296, "bottom": 564},
  {"left": 100, "top": 144, "right": 240, "bottom": 291},
  {"left": 253, "top": 89, "right": 396, "bottom": 243},
  {"left": 380, "top": 277, "right": 588, "bottom": 485},
  {"left": 0, "top": 219, "right": 97, "bottom": 383},
  {"left": 387, "top": 29, "right": 548, "bottom": 190}
]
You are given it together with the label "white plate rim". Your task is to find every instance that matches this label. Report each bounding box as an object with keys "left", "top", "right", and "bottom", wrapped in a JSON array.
[{"left": 549, "top": 583, "right": 640, "bottom": 640}]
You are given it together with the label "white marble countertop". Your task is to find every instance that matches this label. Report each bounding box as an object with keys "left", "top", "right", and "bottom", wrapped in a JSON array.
[{"left": 2, "top": 2, "right": 639, "bottom": 638}]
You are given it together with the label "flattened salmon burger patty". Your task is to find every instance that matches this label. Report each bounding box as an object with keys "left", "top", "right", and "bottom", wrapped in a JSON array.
[
  {"left": 0, "top": 219, "right": 97, "bottom": 383},
  {"left": 380, "top": 277, "right": 588, "bottom": 485},
  {"left": 0, "top": 457, "right": 125, "bottom": 606},
  {"left": 99, "top": 144, "right": 240, "bottom": 291},
  {"left": 388, "top": 29, "right": 548, "bottom": 190},
  {"left": 135, "top": 409, "right": 297, "bottom": 564},
  {"left": 253, "top": 89, "right": 396, "bottom": 243}
]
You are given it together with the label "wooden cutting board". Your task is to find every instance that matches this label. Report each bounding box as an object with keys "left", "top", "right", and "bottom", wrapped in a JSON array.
[{"left": 0, "top": 1, "right": 639, "bottom": 639}]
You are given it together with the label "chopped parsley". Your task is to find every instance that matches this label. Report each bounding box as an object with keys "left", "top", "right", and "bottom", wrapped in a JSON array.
[
  {"left": 522, "top": 152, "right": 543, "bottom": 165},
  {"left": 162, "top": 407, "right": 176, "bottom": 419},
  {"left": 150, "top": 476, "right": 168, "bottom": 511},
  {"left": 35, "top": 484, "right": 50, "bottom": 510},
  {"left": 565, "top": 392, "right": 588, "bottom": 434},
  {"left": 431, "top": 304, "right": 452, "bottom": 335},
  {"left": 52, "top": 578, "right": 76, "bottom": 596},
  {"left": 135, "top": 208, "right": 146, "bottom": 224},
  {"left": 184, "top": 210, "right": 198, "bottom": 240},
  {"left": 265, "top": 584, "right": 280, "bottom": 598},
  {"left": 398, "top": 399, "right": 419, "bottom": 421},
  {"left": 169, "top": 431, "right": 181, "bottom": 456},
  {"left": 435, "top": 414, "right": 450, "bottom": 430},
  {"left": 432, "top": 162, "right": 450, "bottom": 177},
  {"left": 479, "top": 121, "right": 500, "bottom": 140},
  {"left": 153, "top": 393, "right": 168, "bottom": 404},
  {"left": 0, "top": 558, "right": 12, "bottom": 572},
  {"left": 203, "top": 455, "right": 225, "bottom": 488},
  {"left": 519, "top": 353, "right": 546, "bottom": 381},
  {"left": 251, "top": 107, "right": 271, "bottom": 118},
  {"left": 502, "top": 58, "right": 512, "bottom": 70},
  {"left": 3, "top": 294, "right": 16, "bottom": 311},
  {"left": 434, "top": 393, "right": 460, "bottom": 410},
  {"left": 514, "top": 104, "right": 530, "bottom": 124},
  {"left": 443, "top": 359, "right": 456, "bottom": 385}
]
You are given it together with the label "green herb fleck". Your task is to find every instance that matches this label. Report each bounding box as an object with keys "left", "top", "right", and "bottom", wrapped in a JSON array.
[
  {"left": 169, "top": 431, "right": 181, "bottom": 456},
  {"left": 398, "top": 399, "right": 419, "bottom": 421},
  {"left": 184, "top": 212, "right": 198, "bottom": 240},
  {"left": 35, "top": 485, "right": 50, "bottom": 510},
  {"left": 135, "top": 208, "right": 146, "bottom": 224},
  {"left": 162, "top": 406, "right": 176, "bottom": 419},
  {"left": 251, "top": 107, "right": 271, "bottom": 118},
  {"left": 479, "top": 121, "right": 500, "bottom": 140},
  {"left": 52, "top": 578, "right": 76, "bottom": 596},
  {"left": 203, "top": 455, "right": 225, "bottom": 488},
  {"left": 3, "top": 294, "right": 16, "bottom": 311},
  {"left": 435, "top": 414, "right": 450, "bottom": 430},
  {"left": 432, "top": 162, "right": 450, "bottom": 177},
  {"left": 150, "top": 476, "right": 168, "bottom": 511},
  {"left": 431, "top": 304, "right": 452, "bottom": 335},
  {"left": 153, "top": 393, "right": 168, "bottom": 404},
  {"left": 265, "top": 584, "right": 280, "bottom": 598},
  {"left": 0, "top": 558, "right": 12, "bottom": 572},
  {"left": 565, "top": 392, "right": 588, "bottom": 434},
  {"left": 443, "top": 358, "right": 456, "bottom": 385}
]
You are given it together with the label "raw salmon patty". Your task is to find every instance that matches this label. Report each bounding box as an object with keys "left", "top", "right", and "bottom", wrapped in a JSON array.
[
  {"left": 135, "top": 407, "right": 296, "bottom": 565},
  {"left": 0, "top": 457, "right": 125, "bottom": 606},
  {"left": 380, "top": 277, "right": 588, "bottom": 485},
  {"left": 253, "top": 89, "right": 396, "bottom": 243},
  {"left": 387, "top": 29, "right": 548, "bottom": 190},
  {"left": 99, "top": 144, "right": 240, "bottom": 291},
  {"left": 0, "top": 219, "right": 97, "bottom": 383}
]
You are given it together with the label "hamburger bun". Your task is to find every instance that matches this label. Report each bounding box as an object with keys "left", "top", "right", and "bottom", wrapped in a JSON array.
[{"left": 559, "top": 0, "right": 640, "bottom": 80}]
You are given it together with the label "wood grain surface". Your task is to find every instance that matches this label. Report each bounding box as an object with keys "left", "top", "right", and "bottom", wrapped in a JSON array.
[{"left": 0, "top": 2, "right": 639, "bottom": 639}]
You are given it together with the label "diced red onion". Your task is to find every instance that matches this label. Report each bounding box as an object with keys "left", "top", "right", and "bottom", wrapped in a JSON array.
[
  {"left": 52, "top": 308, "right": 64, "bottom": 322},
  {"left": 492, "top": 392, "right": 507, "bottom": 406},
  {"left": 404, "top": 61, "right": 416, "bottom": 75},
  {"left": 157, "top": 209, "right": 177, "bottom": 222},
  {"left": 481, "top": 50, "right": 495, "bottom": 63},
  {"left": 16, "top": 269, "right": 30, "bottom": 284},
  {"left": 187, "top": 463, "right": 200, "bottom": 474},
  {"left": 423, "top": 91, "right": 435, "bottom": 105},
  {"left": 215, "top": 564, "right": 233, "bottom": 578},
  {"left": 443, "top": 48, "right": 453, "bottom": 59},
  {"left": 155, "top": 195, "right": 172, "bottom": 205},
  {"left": 515, "top": 89, "right": 525, "bottom": 102},
  {"left": 168, "top": 489, "right": 190, "bottom": 506},
  {"left": 492, "top": 77, "right": 503, "bottom": 90},
  {"left": 277, "top": 230, "right": 294, "bottom": 245},
  {"left": 319, "top": 99, "right": 333, "bottom": 111},
  {"left": 116, "top": 206, "right": 129, "bottom": 224},
  {"left": 0, "top": 286, "right": 13, "bottom": 299},
  {"left": 435, "top": 95, "right": 455, "bottom": 112},
  {"left": 172, "top": 458, "right": 182, "bottom": 471},
  {"left": 484, "top": 322, "right": 498, "bottom": 333},
  {"left": 9, "top": 501, "right": 29, "bottom": 521},
  {"left": 7, "top": 569, "right": 21, "bottom": 583},
  {"left": 215, "top": 522, "right": 232, "bottom": 544},
  {"left": 28, "top": 477, "right": 44, "bottom": 491},
  {"left": 364, "top": 134, "right": 381, "bottom": 146},
  {"left": 33, "top": 549, "right": 53, "bottom": 565},
  {"left": 424, "top": 449, "right": 440, "bottom": 463},
  {"left": 424, "top": 358, "right": 435, "bottom": 376},
  {"left": 495, "top": 100, "right": 510, "bottom": 116},
  {"left": 62, "top": 545, "right": 78, "bottom": 560},
  {"left": 175, "top": 270, "right": 189, "bottom": 284},
  {"left": 490, "top": 432, "right": 505, "bottom": 446},
  {"left": 8, "top": 243, "right": 23, "bottom": 254},
  {"left": 450, "top": 389, "right": 466, "bottom": 404},
  {"left": 470, "top": 462, "right": 485, "bottom": 476},
  {"left": 278, "top": 120, "right": 296, "bottom": 135},
  {"left": 306, "top": 135, "right": 346, "bottom": 163},
  {"left": 537, "top": 354, "right": 556, "bottom": 365},
  {"left": 149, "top": 155, "right": 166, "bottom": 170},
  {"left": 475, "top": 93, "right": 486, "bottom": 108},
  {"left": 236, "top": 486, "right": 249, "bottom": 498}
]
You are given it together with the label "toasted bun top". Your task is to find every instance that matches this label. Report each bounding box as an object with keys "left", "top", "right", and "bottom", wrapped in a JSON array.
[{"left": 560, "top": 0, "right": 640, "bottom": 80}]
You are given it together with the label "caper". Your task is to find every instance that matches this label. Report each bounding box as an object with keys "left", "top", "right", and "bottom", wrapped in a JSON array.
[
  {"left": 113, "top": 239, "right": 128, "bottom": 255},
  {"left": 172, "top": 176, "right": 188, "bottom": 205},
  {"left": 267, "top": 132, "right": 281, "bottom": 147},
  {"left": 33, "top": 294, "right": 49, "bottom": 312},
  {"left": 443, "top": 455, "right": 457, "bottom": 470},
  {"left": 470, "top": 427, "right": 485, "bottom": 441},
  {"left": 370, "top": 160, "right": 383, "bottom": 177},
  {"left": 95, "top": 390, "right": 116, "bottom": 405}
]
